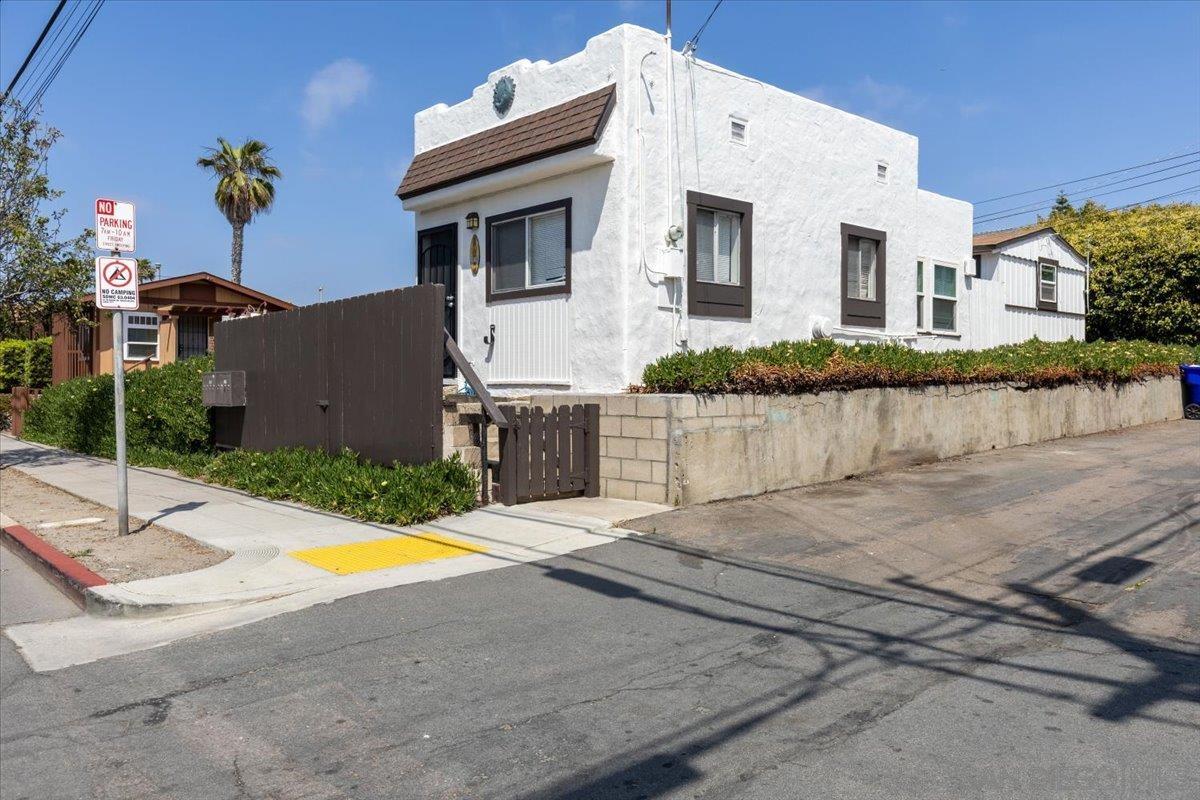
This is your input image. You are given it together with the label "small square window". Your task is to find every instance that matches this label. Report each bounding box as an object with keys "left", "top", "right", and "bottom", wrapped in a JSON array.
[
  {"left": 876, "top": 162, "right": 889, "bottom": 183},
  {"left": 730, "top": 117, "right": 747, "bottom": 145}
]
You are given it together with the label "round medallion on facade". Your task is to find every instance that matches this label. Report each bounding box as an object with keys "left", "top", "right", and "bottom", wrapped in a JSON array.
[{"left": 493, "top": 76, "right": 515, "bottom": 116}]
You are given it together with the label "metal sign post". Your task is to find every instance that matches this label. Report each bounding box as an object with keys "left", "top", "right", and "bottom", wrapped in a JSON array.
[
  {"left": 111, "top": 298, "right": 128, "bottom": 536},
  {"left": 94, "top": 198, "right": 138, "bottom": 537}
]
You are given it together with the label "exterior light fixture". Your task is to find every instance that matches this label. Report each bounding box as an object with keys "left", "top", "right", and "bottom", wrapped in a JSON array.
[{"left": 466, "top": 212, "right": 480, "bottom": 230}]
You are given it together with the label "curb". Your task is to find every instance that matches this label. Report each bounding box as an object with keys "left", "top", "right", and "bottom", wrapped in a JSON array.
[{"left": 1, "top": 523, "right": 107, "bottom": 607}]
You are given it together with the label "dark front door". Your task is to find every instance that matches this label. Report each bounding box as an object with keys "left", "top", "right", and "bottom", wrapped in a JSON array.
[{"left": 417, "top": 224, "right": 458, "bottom": 378}]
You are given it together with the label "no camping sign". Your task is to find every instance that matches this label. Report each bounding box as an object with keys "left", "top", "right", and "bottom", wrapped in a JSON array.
[{"left": 95, "top": 257, "right": 139, "bottom": 310}]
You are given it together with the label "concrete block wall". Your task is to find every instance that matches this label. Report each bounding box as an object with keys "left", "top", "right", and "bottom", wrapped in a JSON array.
[{"left": 533, "top": 376, "right": 1183, "bottom": 508}]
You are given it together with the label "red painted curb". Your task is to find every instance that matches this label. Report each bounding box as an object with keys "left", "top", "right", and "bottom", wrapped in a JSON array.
[{"left": 1, "top": 523, "right": 107, "bottom": 606}]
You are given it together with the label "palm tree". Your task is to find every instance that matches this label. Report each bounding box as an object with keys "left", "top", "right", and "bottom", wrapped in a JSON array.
[{"left": 196, "top": 138, "right": 281, "bottom": 284}]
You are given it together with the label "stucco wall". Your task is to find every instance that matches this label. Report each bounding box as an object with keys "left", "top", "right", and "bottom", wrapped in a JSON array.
[
  {"left": 407, "top": 24, "right": 983, "bottom": 392},
  {"left": 536, "top": 377, "right": 1182, "bottom": 506},
  {"left": 914, "top": 189, "right": 974, "bottom": 351}
]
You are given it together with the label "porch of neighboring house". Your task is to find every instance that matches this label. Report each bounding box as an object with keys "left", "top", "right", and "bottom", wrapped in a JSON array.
[{"left": 51, "top": 271, "right": 293, "bottom": 384}]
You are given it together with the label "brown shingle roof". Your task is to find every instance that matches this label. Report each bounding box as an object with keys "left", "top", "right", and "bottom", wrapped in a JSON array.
[
  {"left": 973, "top": 223, "right": 1088, "bottom": 263},
  {"left": 972, "top": 224, "right": 1054, "bottom": 249},
  {"left": 83, "top": 271, "right": 294, "bottom": 310},
  {"left": 397, "top": 84, "right": 616, "bottom": 201}
]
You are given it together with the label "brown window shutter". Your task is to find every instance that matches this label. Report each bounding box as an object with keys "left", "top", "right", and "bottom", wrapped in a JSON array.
[{"left": 686, "top": 191, "right": 753, "bottom": 319}]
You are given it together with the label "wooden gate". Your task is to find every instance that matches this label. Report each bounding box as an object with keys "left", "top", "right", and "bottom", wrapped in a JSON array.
[{"left": 497, "top": 404, "right": 599, "bottom": 504}]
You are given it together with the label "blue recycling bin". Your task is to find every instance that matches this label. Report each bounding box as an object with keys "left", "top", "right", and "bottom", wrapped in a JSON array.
[{"left": 1182, "top": 364, "right": 1200, "bottom": 420}]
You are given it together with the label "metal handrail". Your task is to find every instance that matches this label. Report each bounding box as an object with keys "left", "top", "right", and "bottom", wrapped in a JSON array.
[
  {"left": 444, "top": 329, "right": 507, "bottom": 428},
  {"left": 444, "top": 329, "right": 507, "bottom": 505}
]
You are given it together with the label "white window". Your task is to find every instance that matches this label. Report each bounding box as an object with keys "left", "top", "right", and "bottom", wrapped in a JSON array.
[
  {"left": 695, "top": 207, "right": 742, "bottom": 285},
  {"left": 1040, "top": 260, "right": 1057, "bottom": 303},
  {"left": 846, "top": 235, "right": 878, "bottom": 301},
  {"left": 491, "top": 207, "right": 567, "bottom": 294},
  {"left": 916, "top": 260, "right": 925, "bottom": 330},
  {"left": 876, "top": 161, "right": 889, "bottom": 183},
  {"left": 729, "top": 116, "right": 747, "bottom": 145},
  {"left": 931, "top": 262, "right": 958, "bottom": 332},
  {"left": 124, "top": 313, "right": 159, "bottom": 361}
]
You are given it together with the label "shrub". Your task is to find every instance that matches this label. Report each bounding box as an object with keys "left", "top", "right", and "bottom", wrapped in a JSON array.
[
  {"left": 23, "top": 337, "right": 52, "bottom": 388},
  {"left": 0, "top": 339, "right": 28, "bottom": 391},
  {"left": 639, "top": 338, "right": 1200, "bottom": 394},
  {"left": 22, "top": 355, "right": 213, "bottom": 455},
  {"left": 22, "top": 355, "right": 477, "bottom": 527},
  {"left": 201, "top": 448, "right": 478, "bottom": 527}
]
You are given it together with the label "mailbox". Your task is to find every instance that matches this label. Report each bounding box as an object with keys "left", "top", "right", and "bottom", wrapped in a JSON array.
[{"left": 202, "top": 371, "right": 246, "bottom": 407}]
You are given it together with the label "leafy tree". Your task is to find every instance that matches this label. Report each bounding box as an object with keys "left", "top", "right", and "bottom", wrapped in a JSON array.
[
  {"left": 1047, "top": 201, "right": 1199, "bottom": 344},
  {"left": 196, "top": 138, "right": 281, "bottom": 284},
  {"left": 0, "top": 97, "right": 92, "bottom": 339}
]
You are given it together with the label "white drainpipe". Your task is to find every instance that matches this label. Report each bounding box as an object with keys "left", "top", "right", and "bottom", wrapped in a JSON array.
[{"left": 664, "top": 1, "right": 688, "bottom": 347}]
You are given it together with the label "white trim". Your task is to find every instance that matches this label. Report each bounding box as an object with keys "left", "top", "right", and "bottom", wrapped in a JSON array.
[
  {"left": 1039, "top": 260, "right": 1058, "bottom": 304},
  {"left": 929, "top": 260, "right": 959, "bottom": 334},
  {"left": 123, "top": 312, "right": 160, "bottom": 362}
]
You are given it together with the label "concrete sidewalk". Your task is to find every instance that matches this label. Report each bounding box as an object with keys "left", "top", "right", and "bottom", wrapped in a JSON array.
[{"left": 1, "top": 435, "right": 665, "bottom": 670}]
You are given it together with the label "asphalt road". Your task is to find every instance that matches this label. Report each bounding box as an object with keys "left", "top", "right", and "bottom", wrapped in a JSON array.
[{"left": 2, "top": 421, "right": 1198, "bottom": 800}]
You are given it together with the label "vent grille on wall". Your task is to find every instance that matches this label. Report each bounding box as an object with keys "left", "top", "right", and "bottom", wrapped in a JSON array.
[{"left": 730, "top": 117, "right": 747, "bottom": 145}]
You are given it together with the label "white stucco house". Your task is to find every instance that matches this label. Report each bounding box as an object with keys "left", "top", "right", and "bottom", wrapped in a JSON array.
[{"left": 398, "top": 23, "right": 1085, "bottom": 393}]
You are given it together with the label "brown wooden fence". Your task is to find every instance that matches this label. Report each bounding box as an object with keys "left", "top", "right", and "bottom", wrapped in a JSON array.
[
  {"left": 211, "top": 284, "right": 444, "bottom": 465},
  {"left": 498, "top": 404, "right": 600, "bottom": 504}
]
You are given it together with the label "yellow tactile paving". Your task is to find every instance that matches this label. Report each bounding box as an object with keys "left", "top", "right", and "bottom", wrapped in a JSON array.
[{"left": 289, "top": 532, "right": 488, "bottom": 575}]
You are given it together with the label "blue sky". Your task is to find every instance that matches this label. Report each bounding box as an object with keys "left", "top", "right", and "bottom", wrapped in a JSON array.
[{"left": 2, "top": 0, "right": 1197, "bottom": 305}]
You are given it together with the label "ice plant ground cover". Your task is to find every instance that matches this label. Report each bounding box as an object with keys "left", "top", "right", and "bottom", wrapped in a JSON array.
[{"left": 639, "top": 339, "right": 1199, "bottom": 395}]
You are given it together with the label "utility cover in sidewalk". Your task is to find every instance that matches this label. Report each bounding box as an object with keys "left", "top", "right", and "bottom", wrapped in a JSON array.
[{"left": 290, "top": 533, "right": 487, "bottom": 575}]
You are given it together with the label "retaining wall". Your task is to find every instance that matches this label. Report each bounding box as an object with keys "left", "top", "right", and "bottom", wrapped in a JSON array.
[{"left": 531, "top": 376, "right": 1183, "bottom": 507}]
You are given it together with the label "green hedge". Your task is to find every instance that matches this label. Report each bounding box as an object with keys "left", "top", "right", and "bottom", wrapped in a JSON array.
[
  {"left": 0, "top": 337, "right": 53, "bottom": 390},
  {"left": 22, "top": 355, "right": 213, "bottom": 455},
  {"left": 640, "top": 338, "right": 1199, "bottom": 394},
  {"left": 199, "top": 448, "right": 478, "bottom": 526},
  {"left": 21, "top": 356, "right": 477, "bottom": 526}
]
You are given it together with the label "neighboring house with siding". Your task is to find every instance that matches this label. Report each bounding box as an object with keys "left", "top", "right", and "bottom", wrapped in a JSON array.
[
  {"left": 51, "top": 271, "right": 293, "bottom": 384},
  {"left": 965, "top": 225, "right": 1088, "bottom": 348},
  {"left": 398, "top": 23, "right": 1083, "bottom": 393}
]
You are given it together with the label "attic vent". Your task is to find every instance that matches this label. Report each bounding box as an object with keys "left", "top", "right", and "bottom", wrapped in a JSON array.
[
  {"left": 730, "top": 117, "right": 747, "bottom": 145},
  {"left": 876, "top": 161, "right": 889, "bottom": 183}
]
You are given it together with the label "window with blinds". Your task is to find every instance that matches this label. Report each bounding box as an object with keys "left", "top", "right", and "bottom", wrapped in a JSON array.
[
  {"left": 840, "top": 223, "right": 887, "bottom": 328},
  {"left": 687, "top": 191, "right": 753, "bottom": 319},
  {"left": 695, "top": 208, "right": 742, "bottom": 286},
  {"left": 487, "top": 200, "right": 571, "bottom": 301},
  {"left": 846, "top": 235, "right": 878, "bottom": 301}
]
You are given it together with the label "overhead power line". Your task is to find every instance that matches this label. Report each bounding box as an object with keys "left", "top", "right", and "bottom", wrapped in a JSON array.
[
  {"left": 12, "top": 0, "right": 90, "bottom": 107},
  {"left": 1112, "top": 187, "right": 1199, "bottom": 210},
  {"left": 974, "top": 160, "right": 1200, "bottom": 222},
  {"left": 14, "top": 0, "right": 104, "bottom": 120},
  {"left": 682, "top": 0, "right": 725, "bottom": 56},
  {"left": 2, "top": 0, "right": 67, "bottom": 101},
  {"left": 972, "top": 169, "right": 1200, "bottom": 225},
  {"left": 972, "top": 149, "right": 1200, "bottom": 205}
]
